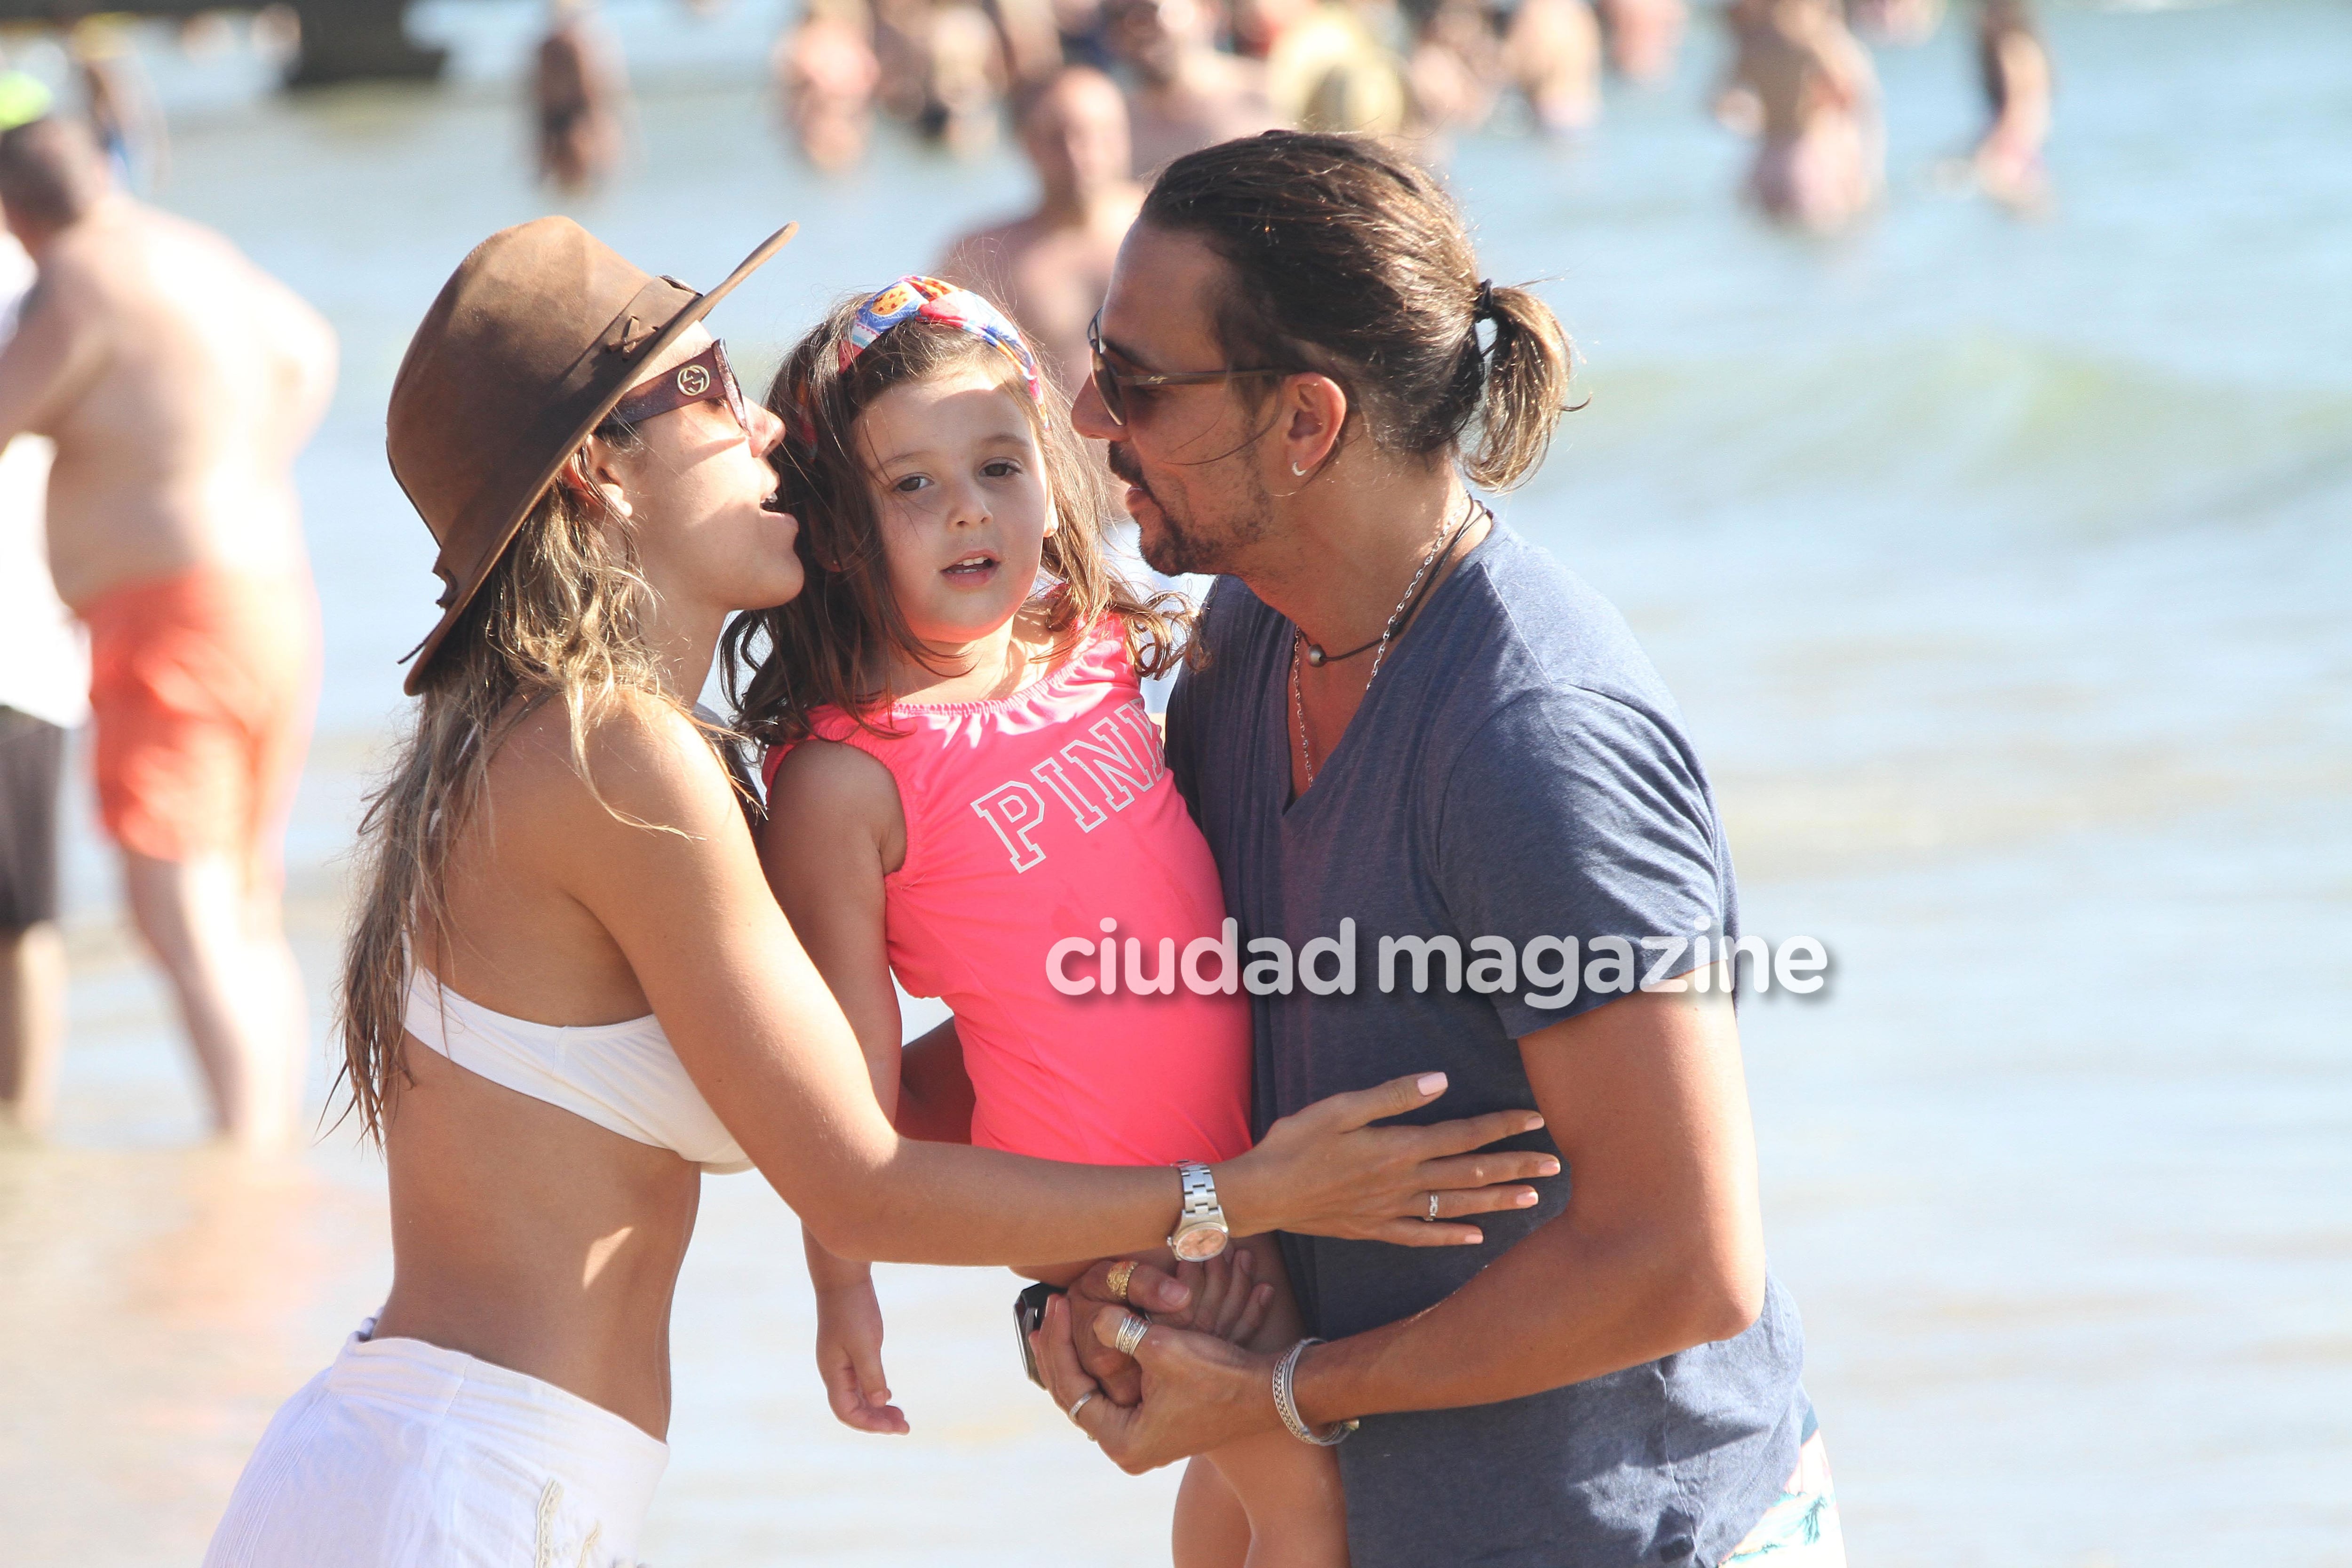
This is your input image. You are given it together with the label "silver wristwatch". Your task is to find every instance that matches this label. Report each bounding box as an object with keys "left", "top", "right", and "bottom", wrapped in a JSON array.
[{"left": 1167, "top": 1161, "right": 1230, "bottom": 1261}]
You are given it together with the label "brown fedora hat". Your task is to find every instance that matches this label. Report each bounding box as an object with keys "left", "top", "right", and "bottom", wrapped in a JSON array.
[{"left": 388, "top": 216, "right": 796, "bottom": 695}]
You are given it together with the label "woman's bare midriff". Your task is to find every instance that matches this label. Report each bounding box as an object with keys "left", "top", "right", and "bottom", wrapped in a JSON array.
[{"left": 368, "top": 1038, "right": 704, "bottom": 1441}]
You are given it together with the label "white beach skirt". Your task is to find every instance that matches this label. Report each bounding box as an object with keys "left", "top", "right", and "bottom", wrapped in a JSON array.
[{"left": 203, "top": 1320, "right": 668, "bottom": 1568}]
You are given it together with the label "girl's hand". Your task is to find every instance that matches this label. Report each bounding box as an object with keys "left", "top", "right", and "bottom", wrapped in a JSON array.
[
  {"left": 1162, "top": 1247, "right": 1275, "bottom": 1348},
  {"left": 814, "top": 1274, "right": 909, "bottom": 1435},
  {"left": 1218, "top": 1072, "right": 1560, "bottom": 1246}
]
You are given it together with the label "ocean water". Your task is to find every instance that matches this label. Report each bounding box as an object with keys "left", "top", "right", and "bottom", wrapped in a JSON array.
[{"left": 1, "top": 0, "right": 2347, "bottom": 1561}]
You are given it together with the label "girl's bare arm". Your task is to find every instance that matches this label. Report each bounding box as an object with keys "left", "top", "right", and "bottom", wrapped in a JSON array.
[{"left": 759, "top": 739, "right": 908, "bottom": 1124}]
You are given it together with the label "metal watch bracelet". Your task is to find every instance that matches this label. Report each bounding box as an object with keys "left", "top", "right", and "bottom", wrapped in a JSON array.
[{"left": 1273, "top": 1337, "right": 1358, "bottom": 1446}]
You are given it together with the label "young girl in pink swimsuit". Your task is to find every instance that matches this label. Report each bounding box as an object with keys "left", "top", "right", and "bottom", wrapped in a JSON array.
[{"left": 731, "top": 278, "right": 1348, "bottom": 1564}]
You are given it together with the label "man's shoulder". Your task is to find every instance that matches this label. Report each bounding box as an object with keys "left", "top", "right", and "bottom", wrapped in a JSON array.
[{"left": 1444, "top": 526, "right": 1685, "bottom": 727}]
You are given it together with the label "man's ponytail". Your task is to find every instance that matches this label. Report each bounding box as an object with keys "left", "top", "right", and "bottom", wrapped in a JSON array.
[{"left": 1464, "top": 284, "right": 1573, "bottom": 492}]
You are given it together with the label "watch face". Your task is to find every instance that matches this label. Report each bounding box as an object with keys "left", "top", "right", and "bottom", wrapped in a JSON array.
[{"left": 1171, "top": 1225, "right": 1230, "bottom": 1263}]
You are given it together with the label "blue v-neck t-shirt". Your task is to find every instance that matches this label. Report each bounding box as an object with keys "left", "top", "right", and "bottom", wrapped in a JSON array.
[{"left": 1165, "top": 522, "right": 1810, "bottom": 1568}]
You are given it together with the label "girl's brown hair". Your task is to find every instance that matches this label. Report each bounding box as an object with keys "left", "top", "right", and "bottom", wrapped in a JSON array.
[
  {"left": 336, "top": 423, "right": 723, "bottom": 1141},
  {"left": 723, "top": 294, "right": 1189, "bottom": 750}
]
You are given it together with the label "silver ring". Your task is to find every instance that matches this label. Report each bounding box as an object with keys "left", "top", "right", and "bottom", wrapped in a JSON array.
[
  {"left": 1425, "top": 1191, "right": 1440, "bottom": 1222},
  {"left": 1066, "top": 1390, "right": 1098, "bottom": 1425},
  {"left": 1112, "top": 1312, "right": 1151, "bottom": 1357}
]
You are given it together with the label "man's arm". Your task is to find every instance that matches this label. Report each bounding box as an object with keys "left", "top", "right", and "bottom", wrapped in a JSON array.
[
  {"left": 1295, "top": 984, "right": 1763, "bottom": 1420},
  {"left": 1036, "top": 982, "right": 1764, "bottom": 1469},
  {"left": 0, "top": 266, "right": 99, "bottom": 447},
  {"left": 262, "top": 273, "right": 338, "bottom": 451}
]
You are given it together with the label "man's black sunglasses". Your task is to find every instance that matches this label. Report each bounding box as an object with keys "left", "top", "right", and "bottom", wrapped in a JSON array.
[{"left": 1087, "top": 312, "right": 1287, "bottom": 427}]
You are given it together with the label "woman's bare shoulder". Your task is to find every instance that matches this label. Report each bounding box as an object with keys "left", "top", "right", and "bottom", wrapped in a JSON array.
[{"left": 491, "top": 690, "right": 742, "bottom": 843}]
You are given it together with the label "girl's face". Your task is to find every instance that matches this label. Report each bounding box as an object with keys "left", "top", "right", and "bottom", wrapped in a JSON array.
[
  {"left": 597, "top": 326, "right": 803, "bottom": 619},
  {"left": 855, "top": 362, "right": 1056, "bottom": 650}
]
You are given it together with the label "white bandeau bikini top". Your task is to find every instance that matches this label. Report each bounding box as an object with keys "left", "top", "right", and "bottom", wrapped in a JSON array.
[{"left": 404, "top": 969, "right": 752, "bottom": 1174}]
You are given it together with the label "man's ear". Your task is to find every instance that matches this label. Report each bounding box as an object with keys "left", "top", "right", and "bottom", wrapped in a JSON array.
[{"left": 1281, "top": 373, "right": 1349, "bottom": 480}]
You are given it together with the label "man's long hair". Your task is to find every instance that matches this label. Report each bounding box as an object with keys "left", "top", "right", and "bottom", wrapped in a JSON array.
[{"left": 1139, "top": 130, "right": 1577, "bottom": 490}]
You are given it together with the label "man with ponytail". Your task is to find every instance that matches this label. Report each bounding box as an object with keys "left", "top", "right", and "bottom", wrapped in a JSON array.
[{"left": 1031, "top": 132, "right": 1838, "bottom": 1566}]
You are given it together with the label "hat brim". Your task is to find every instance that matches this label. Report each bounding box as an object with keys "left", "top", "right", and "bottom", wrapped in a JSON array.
[{"left": 401, "top": 221, "right": 798, "bottom": 696}]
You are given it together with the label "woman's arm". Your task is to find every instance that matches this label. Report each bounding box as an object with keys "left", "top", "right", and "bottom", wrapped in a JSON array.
[{"left": 552, "top": 700, "right": 1553, "bottom": 1266}]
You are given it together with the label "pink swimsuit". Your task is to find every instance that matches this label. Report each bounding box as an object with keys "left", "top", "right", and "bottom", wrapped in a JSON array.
[{"left": 765, "top": 614, "right": 1252, "bottom": 1167}]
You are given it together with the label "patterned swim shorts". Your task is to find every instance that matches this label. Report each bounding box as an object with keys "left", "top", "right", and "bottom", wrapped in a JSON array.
[{"left": 1723, "top": 1430, "right": 1845, "bottom": 1566}]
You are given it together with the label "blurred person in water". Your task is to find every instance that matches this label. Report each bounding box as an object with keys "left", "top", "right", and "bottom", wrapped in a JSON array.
[
  {"left": 1504, "top": 0, "right": 1601, "bottom": 134},
  {"left": 775, "top": 0, "right": 883, "bottom": 170},
  {"left": 1845, "top": 0, "right": 1940, "bottom": 45},
  {"left": 1971, "top": 0, "right": 2050, "bottom": 212},
  {"left": 1403, "top": 0, "right": 1502, "bottom": 145},
  {"left": 1723, "top": 0, "right": 1881, "bottom": 231},
  {"left": 1594, "top": 0, "right": 1685, "bottom": 83},
  {"left": 0, "top": 80, "right": 73, "bottom": 1139},
  {"left": 1055, "top": 0, "right": 1118, "bottom": 67},
  {"left": 923, "top": 0, "right": 1010, "bottom": 151},
  {"left": 938, "top": 67, "right": 1143, "bottom": 392},
  {"left": 1105, "top": 0, "right": 1279, "bottom": 175},
  {"left": 532, "top": 0, "right": 626, "bottom": 193},
  {"left": 0, "top": 117, "right": 334, "bottom": 1151},
  {"left": 67, "top": 19, "right": 165, "bottom": 191},
  {"left": 1252, "top": 0, "right": 1410, "bottom": 135}
]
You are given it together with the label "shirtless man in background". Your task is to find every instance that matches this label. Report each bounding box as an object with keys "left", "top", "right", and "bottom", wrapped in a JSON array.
[
  {"left": 1723, "top": 0, "right": 1880, "bottom": 232},
  {"left": 1104, "top": 0, "right": 1277, "bottom": 176},
  {"left": 0, "top": 117, "right": 335, "bottom": 1150},
  {"left": 1972, "top": 0, "right": 2051, "bottom": 213},
  {"left": 938, "top": 67, "right": 1141, "bottom": 391},
  {"left": 533, "top": 0, "right": 625, "bottom": 193}
]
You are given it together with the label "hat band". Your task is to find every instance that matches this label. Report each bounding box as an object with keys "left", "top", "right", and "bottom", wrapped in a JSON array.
[{"left": 424, "top": 275, "right": 702, "bottom": 612}]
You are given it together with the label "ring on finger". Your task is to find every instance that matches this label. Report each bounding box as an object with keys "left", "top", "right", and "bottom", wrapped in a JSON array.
[
  {"left": 1424, "top": 1191, "right": 1440, "bottom": 1223},
  {"left": 1113, "top": 1312, "right": 1151, "bottom": 1357},
  {"left": 1106, "top": 1259, "right": 1137, "bottom": 1302},
  {"left": 1067, "top": 1390, "right": 1098, "bottom": 1425}
]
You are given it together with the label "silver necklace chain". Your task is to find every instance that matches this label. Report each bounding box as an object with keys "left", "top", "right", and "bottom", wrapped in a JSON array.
[{"left": 1291, "top": 499, "right": 1470, "bottom": 789}]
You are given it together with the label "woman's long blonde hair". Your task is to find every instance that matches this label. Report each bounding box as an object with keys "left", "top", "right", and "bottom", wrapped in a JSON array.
[{"left": 336, "top": 432, "right": 694, "bottom": 1141}]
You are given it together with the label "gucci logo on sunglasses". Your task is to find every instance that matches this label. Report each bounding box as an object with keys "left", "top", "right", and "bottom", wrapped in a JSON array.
[
  {"left": 603, "top": 339, "right": 750, "bottom": 434},
  {"left": 1086, "top": 312, "right": 1286, "bottom": 427}
]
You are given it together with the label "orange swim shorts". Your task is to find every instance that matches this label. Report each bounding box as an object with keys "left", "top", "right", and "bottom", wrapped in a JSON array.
[{"left": 82, "top": 567, "right": 320, "bottom": 881}]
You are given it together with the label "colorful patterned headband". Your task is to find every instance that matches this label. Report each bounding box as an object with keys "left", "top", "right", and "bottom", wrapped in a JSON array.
[{"left": 840, "top": 275, "right": 1046, "bottom": 414}]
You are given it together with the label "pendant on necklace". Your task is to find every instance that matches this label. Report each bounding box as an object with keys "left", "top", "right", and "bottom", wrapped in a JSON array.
[{"left": 1304, "top": 645, "right": 1327, "bottom": 667}]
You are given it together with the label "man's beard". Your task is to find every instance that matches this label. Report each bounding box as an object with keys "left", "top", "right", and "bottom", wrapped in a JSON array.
[{"left": 1107, "top": 440, "right": 1263, "bottom": 577}]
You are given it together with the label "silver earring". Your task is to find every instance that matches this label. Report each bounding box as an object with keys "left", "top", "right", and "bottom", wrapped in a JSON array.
[{"left": 1291, "top": 462, "right": 1308, "bottom": 478}]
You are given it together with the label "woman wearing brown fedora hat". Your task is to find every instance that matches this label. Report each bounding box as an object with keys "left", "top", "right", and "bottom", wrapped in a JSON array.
[{"left": 198, "top": 219, "right": 1555, "bottom": 1567}]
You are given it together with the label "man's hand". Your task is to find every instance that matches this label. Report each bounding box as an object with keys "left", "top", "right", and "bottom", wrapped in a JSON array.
[
  {"left": 813, "top": 1274, "right": 909, "bottom": 1435},
  {"left": 1062, "top": 1252, "right": 1274, "bottom": 1399},
  {"left": 1030, "top": 1292, "right": 1284, "bottom": 1475}
]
